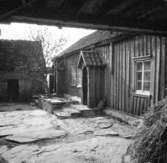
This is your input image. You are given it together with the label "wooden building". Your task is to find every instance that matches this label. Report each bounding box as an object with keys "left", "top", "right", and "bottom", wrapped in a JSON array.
[
  {"left": 0, "top": 40, "right": 46, "bottom": 102},
  {"left": 53, "top": 31, "right": 167, "bottom": 116}
]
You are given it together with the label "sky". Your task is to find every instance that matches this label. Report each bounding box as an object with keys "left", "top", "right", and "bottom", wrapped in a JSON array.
[{"left": 0, "top": 22, "right": 95, "bottom": 55}]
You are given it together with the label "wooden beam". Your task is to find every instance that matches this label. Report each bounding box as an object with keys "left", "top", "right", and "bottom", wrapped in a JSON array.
[
  {"left": 1, "top": 0, "right": 167, "bottom": 32},
  {"left": 11, "top": 15, "right": 167, "bottom": 34}
]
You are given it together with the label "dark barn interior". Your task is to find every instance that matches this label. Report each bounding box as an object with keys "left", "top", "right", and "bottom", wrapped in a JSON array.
[{"left": 1, "top": 0, "right": 167, "bottom": 33}]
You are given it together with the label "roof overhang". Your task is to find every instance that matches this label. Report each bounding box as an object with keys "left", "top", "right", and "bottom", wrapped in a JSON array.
[
  {"left": 78, "top": 51, "right": 105, "bottom": 68},
  {"left": 1, "top": 0, "right": 167, "bottom": 33}
]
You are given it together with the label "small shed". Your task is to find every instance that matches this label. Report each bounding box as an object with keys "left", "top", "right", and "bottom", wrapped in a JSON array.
[
  {"left": 78, "top": 51, "right": 106, "bottom": 108},
  {"left": 0, "top": 40, "right": 46, "bottom": 102},
  {"left": 55, "top": 58, "right": 65, "bottom": 96}
]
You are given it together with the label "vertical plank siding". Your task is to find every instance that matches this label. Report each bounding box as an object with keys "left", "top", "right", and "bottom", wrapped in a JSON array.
[
  {"left": 64, "top": 54, "right": 82, "bottom": 97},
  {"left": 60, "top": 34, "right": 166, "bottom": 116},
  {"left": 132, "top": 94, "right": 151, "bottom": 115},
  {"left": 95, "top": 45, "right": 111, "bottom": 105},
  {"left": 95, "top": 35, "right": 167, "bottom": 115}
]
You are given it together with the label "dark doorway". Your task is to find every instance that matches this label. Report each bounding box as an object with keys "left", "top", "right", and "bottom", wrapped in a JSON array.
[
  {"left": 7, "top": 79, "right": 19, "bottom": 102},
  {"left": 49, "top": 75, "right": 54, "bottom": 94},
  {"left": 82, "top": 67, "right": 88, "bottom": 105}
]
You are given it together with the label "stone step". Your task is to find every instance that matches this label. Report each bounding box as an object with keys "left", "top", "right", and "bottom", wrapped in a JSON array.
[
  {"left": 53, "top": 107, "right": 81, "bottom": 119},
  {"left": 40, "top": 98, "right": 103, "bottom": 119},
  {"left": 53, "top": 105, "right": 102, "bottom": 119},
  {"left": 39, "top": 97, "right": 72, "bottom": 113}
]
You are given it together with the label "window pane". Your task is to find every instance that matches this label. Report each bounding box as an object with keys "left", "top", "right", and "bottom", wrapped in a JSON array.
[
  {"left": 136, "top": 81, "right": 142, "bottom": 90},
  {"left": 77, "top": 69, "right": 82, "bottom": 86},
  {"left": 136, "top": 72, "right": 142, "bottom": 81},
  {"left": 144, "top": 61, "right": 151, "bottom": 70},
  {"left": 144, "top": 72, "right": 150, "bottom": 81},
  {"left": 136, "top": 62, "right": 142, "bottom": 71},
  {"left": 143, "top": 81, "right": 150, "bottom": 91}
]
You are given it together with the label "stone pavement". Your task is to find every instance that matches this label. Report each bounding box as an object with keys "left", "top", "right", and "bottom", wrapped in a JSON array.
[{"left": 0, "top": 103, "right": 138, "bottom": 163}]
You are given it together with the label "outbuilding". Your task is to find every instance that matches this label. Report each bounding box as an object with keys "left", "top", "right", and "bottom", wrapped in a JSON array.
[
  {"left": 0, "top": 40, "right": 46, "bottom": 102},
  {"left": 53, "top": 31, "right": 167, "bottom": 115}
]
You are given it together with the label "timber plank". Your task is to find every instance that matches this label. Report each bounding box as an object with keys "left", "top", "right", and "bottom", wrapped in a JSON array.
[
  {"left": 113, "top": 44, "right": 116, "bottom": 109},
  {"left": 116, "top": 44, "right": 119, "bottom": 110},
  {"left": 165, "top": 37, "right": 167, "bottom": 97},
  {"left": 118, "top": 42, "right": 121, "bottom": 111},
  {"left": 119, "top": 42, "right": 123, "bottom": 112},
  {"left": 126, "top": 40, "right": 130, "bottom": 113},
  {"left": 110, "top": 43, "right": 114, "bottom": 108},
  {"left": 160, "top": 37, "right": 165, "bottom": 100},
  {"left": 122, "top": 42, "right": 126, "bottom": 111},
  {"left": 155, "top": 37, "right": 160, "bottom": 103},
  {"left": 151, "top": 36, "right": 156, "bottom": 105},
  {"left": 130, "top": 40, "right": 135, "bottom": 114}
]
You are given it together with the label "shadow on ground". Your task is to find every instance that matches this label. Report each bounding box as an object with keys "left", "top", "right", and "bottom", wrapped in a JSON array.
[{"left": 0, "top": 155, "right": 8, "bottom": 163}]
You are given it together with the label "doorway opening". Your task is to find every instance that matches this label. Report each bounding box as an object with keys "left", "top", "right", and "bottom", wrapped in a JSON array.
[
  {"left": 82, "top": 67, "right": 88, "bottom": 105},
  {"left": 7, "top": 79, "right": 19, "bottom": 102}
]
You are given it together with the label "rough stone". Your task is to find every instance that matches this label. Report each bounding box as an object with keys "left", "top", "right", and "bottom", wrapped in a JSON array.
[
  {"left": 0, "top": 146, "right": 8, "bottom": 154},
  {"left": 97, "top": 121, "right": 113, "bottom": 129},
  {"left": 94, "top": 129, "right": 119, "bottom": 136},
  {"left": 5, "top": 130, "right": 67, "bottom": 143},
  {"left": 0, "top": 103, "right": 137, "bottom": 163}
]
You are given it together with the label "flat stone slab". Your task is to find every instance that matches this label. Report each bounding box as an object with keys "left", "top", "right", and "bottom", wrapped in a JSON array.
[
  {"left": 64, "top": 94, "right": 81, "bottom": 104},
  {"left": 0, "top": 103, "right": 137, "bottom": 163},
  {"left": 54, "top": 107, "right": 81, "bottom": 119},
  {"left": 97, "top": 121, "right": 113, "bottom": 129},
  {"left": 53, "top": 111, "right": 71, "bottom": 119},
  {"left": 1, "top": 137, "right": 132, "bottom": 163},
  {"left": 94, "top": 129, "right": 119, "bottom": 136},
  {"left": 44, "top": 97, "right": 70, "bottom": 104},
  {"left": 0, "top": 146, "right": 8, "bottom": 154},
  {"left": 5, "top": 129, "right": 67, "bottom": 143},
  {"left": 71, "top": 104, "right": 92, "bottom": 111},
  {"left": 104, "top": 108, "right": 144, "bottom": 127}
]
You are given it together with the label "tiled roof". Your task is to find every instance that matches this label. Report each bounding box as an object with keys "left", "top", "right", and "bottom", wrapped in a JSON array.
[
  {"left": 78, "top": 51, "right": 105, "bottom": 68},
  {"left": 54, "top": 30, "right": 119, "bottom": 60}
]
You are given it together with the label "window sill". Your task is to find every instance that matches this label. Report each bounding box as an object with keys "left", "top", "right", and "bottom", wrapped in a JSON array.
[
  {"left": 133, "top": 55, "right": 152, "bottom": 61},
  {"left": 70, "top": 84, "right": 82, "bottom": 88},
  {"left": 135, "top": 90, "right": 150, "bottom": 96}
]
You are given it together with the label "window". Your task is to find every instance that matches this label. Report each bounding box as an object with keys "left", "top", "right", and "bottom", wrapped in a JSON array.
[
  {"left": 76, "top": 69, "right": 82, "bottom": 87},
  {"left": 71, "top": 66, "right": 77, "bottom": 86},
  {"left": 136, "top": 60, "right": 151, "bottom": 95}
]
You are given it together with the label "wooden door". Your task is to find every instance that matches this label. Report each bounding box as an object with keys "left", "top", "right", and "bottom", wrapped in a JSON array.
[
  {"left": 82, "top": 67, "right": 88, "bottom": 105},
  {"left": 7, "top": 79, "right": 19, "bottom": 102}
]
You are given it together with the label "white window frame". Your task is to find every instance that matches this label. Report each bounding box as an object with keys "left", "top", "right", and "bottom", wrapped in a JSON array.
[
  {"left": 76, "top": 68, "right": 82, "bottom": 88},
  {"left": 71, "top": 66, "right": 77, "bottom": 86},
  {"left": 135, "top": 60, "right": 151, "bottom": 96}
]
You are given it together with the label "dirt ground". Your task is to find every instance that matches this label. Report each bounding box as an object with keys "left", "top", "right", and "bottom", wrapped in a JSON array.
[{"left": 0, "top": 103, "right": 137, "bottom": 163}]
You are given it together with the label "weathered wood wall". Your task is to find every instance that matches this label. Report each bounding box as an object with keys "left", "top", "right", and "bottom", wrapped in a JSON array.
[
  {"left": 87, "top": 67, "right": 105, "bottom": 107},
  {"left": 95, "top": 45, "right": 112, "bottom": 105},
  {"left": 96, "top": 35, "right": 167, "bottom": 115},
  {"left": 56, "top": 34, "right": 167, "bottom": 115},
  {"left": 64, "top": 54, "right": 82, "bottom": 97}
]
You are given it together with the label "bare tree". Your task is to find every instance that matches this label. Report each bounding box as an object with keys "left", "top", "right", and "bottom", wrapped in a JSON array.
[{"left": 28, "top": 26, "right": 67, "bottom": 67}]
